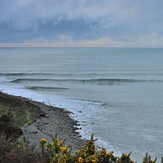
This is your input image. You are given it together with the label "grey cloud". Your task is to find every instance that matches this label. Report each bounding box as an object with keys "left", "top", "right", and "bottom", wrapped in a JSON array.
[
  {"left": 1, "top": 0, "right": 157, "bottom": 29},
  {"left": 0, "top": 0, "right": 163, "bottom": 46}
]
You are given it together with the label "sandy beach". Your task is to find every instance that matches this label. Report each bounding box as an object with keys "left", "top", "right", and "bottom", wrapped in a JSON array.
[{"left": 0, "top": 92, "right": 86, "bottom": 151}]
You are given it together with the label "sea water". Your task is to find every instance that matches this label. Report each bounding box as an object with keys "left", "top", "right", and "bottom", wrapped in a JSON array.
[{"left": 0, "top": 47, "right": 163, "bottom": 162}]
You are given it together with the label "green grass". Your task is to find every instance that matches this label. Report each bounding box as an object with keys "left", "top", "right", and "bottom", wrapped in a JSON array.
[{"left": 0, "top": 95, "right": 40, "bottom": 127}]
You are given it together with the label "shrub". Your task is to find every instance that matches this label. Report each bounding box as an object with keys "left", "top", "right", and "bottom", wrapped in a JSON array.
[
  {"left": 0, "top": 132, "right": 159, "bottom": 163},
  {"left": 0, "top": 111, "right": 23, "bottom": 139},
  {"left": 0, "top": 133, "right": 16, "bottom": 162},
  {"left": 36, "top": 134, "right": 158, "bottom": 163},
  {"left": 6, "top": 142, "right": 43, "bottom": 163}
]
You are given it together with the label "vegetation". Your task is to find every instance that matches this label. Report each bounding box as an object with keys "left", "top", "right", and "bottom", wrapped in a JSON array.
[
  {"left": 0, "top": 95, "right": 40, "bottom": 127},
  {"left": 0, "top": 131, "right": 160, "bottom": 163},
  {"left": 0, "top": 95, "right": 40, "bottom": 162},
  {"left": 0, "top": 111, "right": 23, "bottom": 139}
]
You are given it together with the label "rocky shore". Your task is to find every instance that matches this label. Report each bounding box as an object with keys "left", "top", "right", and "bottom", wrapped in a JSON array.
[{"left": 0, "top": 92, "right": 86, "bottom": 151}]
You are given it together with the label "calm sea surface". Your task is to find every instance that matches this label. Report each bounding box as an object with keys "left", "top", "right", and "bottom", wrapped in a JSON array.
[{"left": 0, "top": 47, "right": 163, "bottom": 162}]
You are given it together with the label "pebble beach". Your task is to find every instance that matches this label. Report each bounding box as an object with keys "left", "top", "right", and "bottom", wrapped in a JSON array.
[{"left": 0, "top": 92, "right": 86, "bottom": 151}]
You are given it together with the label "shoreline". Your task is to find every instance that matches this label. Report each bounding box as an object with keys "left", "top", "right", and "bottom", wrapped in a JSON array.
[{"left": 0, "top": 91, "right": 86, "bottom": 151}]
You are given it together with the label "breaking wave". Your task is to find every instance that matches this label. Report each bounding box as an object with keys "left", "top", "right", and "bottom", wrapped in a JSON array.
[{"left": 0, "top": 77, "right": 11, "bottom": 83}]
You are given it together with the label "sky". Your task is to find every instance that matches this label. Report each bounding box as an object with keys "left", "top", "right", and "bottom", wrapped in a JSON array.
[{"left": 0, "top": 0, "right": 163, "bottom": 47}]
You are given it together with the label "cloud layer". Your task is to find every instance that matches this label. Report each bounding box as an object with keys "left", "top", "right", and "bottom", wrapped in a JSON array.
[{"left": 0, "top": 0, "right": 163, "bottom": 47}]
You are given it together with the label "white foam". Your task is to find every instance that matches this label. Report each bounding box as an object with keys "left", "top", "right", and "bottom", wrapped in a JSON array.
[{"left": 0, "top": 77, "right": 10, "bottom": 83}]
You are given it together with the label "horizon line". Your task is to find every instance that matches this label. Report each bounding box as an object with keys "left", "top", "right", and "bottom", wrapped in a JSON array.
[
  {"left": 0, "top": 43, "right": 162, "bottom": 48},
  {"left": 0, "top": 46, "right": 162, "bottom": 48}
]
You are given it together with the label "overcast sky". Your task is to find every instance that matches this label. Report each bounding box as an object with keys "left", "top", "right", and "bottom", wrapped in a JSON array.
[{"left": 0, "top": 0, "right": 163, "bottom": 47}]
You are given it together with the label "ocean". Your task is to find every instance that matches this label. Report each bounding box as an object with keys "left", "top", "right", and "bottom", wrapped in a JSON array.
[{"left": 0, "top": 47, "right": 163, "bottom": 162}]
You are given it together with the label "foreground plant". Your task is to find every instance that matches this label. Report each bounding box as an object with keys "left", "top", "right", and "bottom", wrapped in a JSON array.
[
  {"left": 39, "top": 135, "right": 72, "bottom": 163},
  {"left": 38, "top": 134, "right": 158, "bottom": 163},
  {"left": 0, "top": 132, "right": 159, "bottom": 163}
]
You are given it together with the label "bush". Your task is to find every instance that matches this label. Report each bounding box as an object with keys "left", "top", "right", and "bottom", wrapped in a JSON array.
[
  {"left": 0, "top": 131, "right": 160, "bottom": 163},
  {"left": 7, "top": 134, "right": 155, "bottom": 163},
  {"left": 6, "top": 143, "right": 43, "bottom": 163},
  {"left": 0, "top": 111, "right": 23, "bottom": 139},
  {"left": 0, "top": 133, "right": 16, "bottom": 162}
]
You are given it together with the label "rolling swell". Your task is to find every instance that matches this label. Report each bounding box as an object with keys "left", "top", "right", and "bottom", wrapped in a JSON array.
[
  {"left": 86, "top": 78, "right": 143, "bottom": 83},
  {"left": 0, "top": 73, "right": 52, "bottom": 76},
  {"left": 26, "top": 86, "right": 68, "bottom": 91},
  {"left": 12, "top": 78, "right": 52, "bottom": 82},
  {"left": 0, "top": 73, "right": 75, "bottom": 77},
  {"left": 11, "top": 77, "right": 151, "bottom": 84}
]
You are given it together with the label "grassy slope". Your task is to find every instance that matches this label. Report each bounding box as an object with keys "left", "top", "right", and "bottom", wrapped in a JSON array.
[{"left": 0, "top": 94, "right": 40, "bottom": 127}]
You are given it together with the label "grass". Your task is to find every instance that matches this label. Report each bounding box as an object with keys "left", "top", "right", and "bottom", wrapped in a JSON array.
[{"left": 0, "top": 95, "right": 40, "bottom": 127}]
